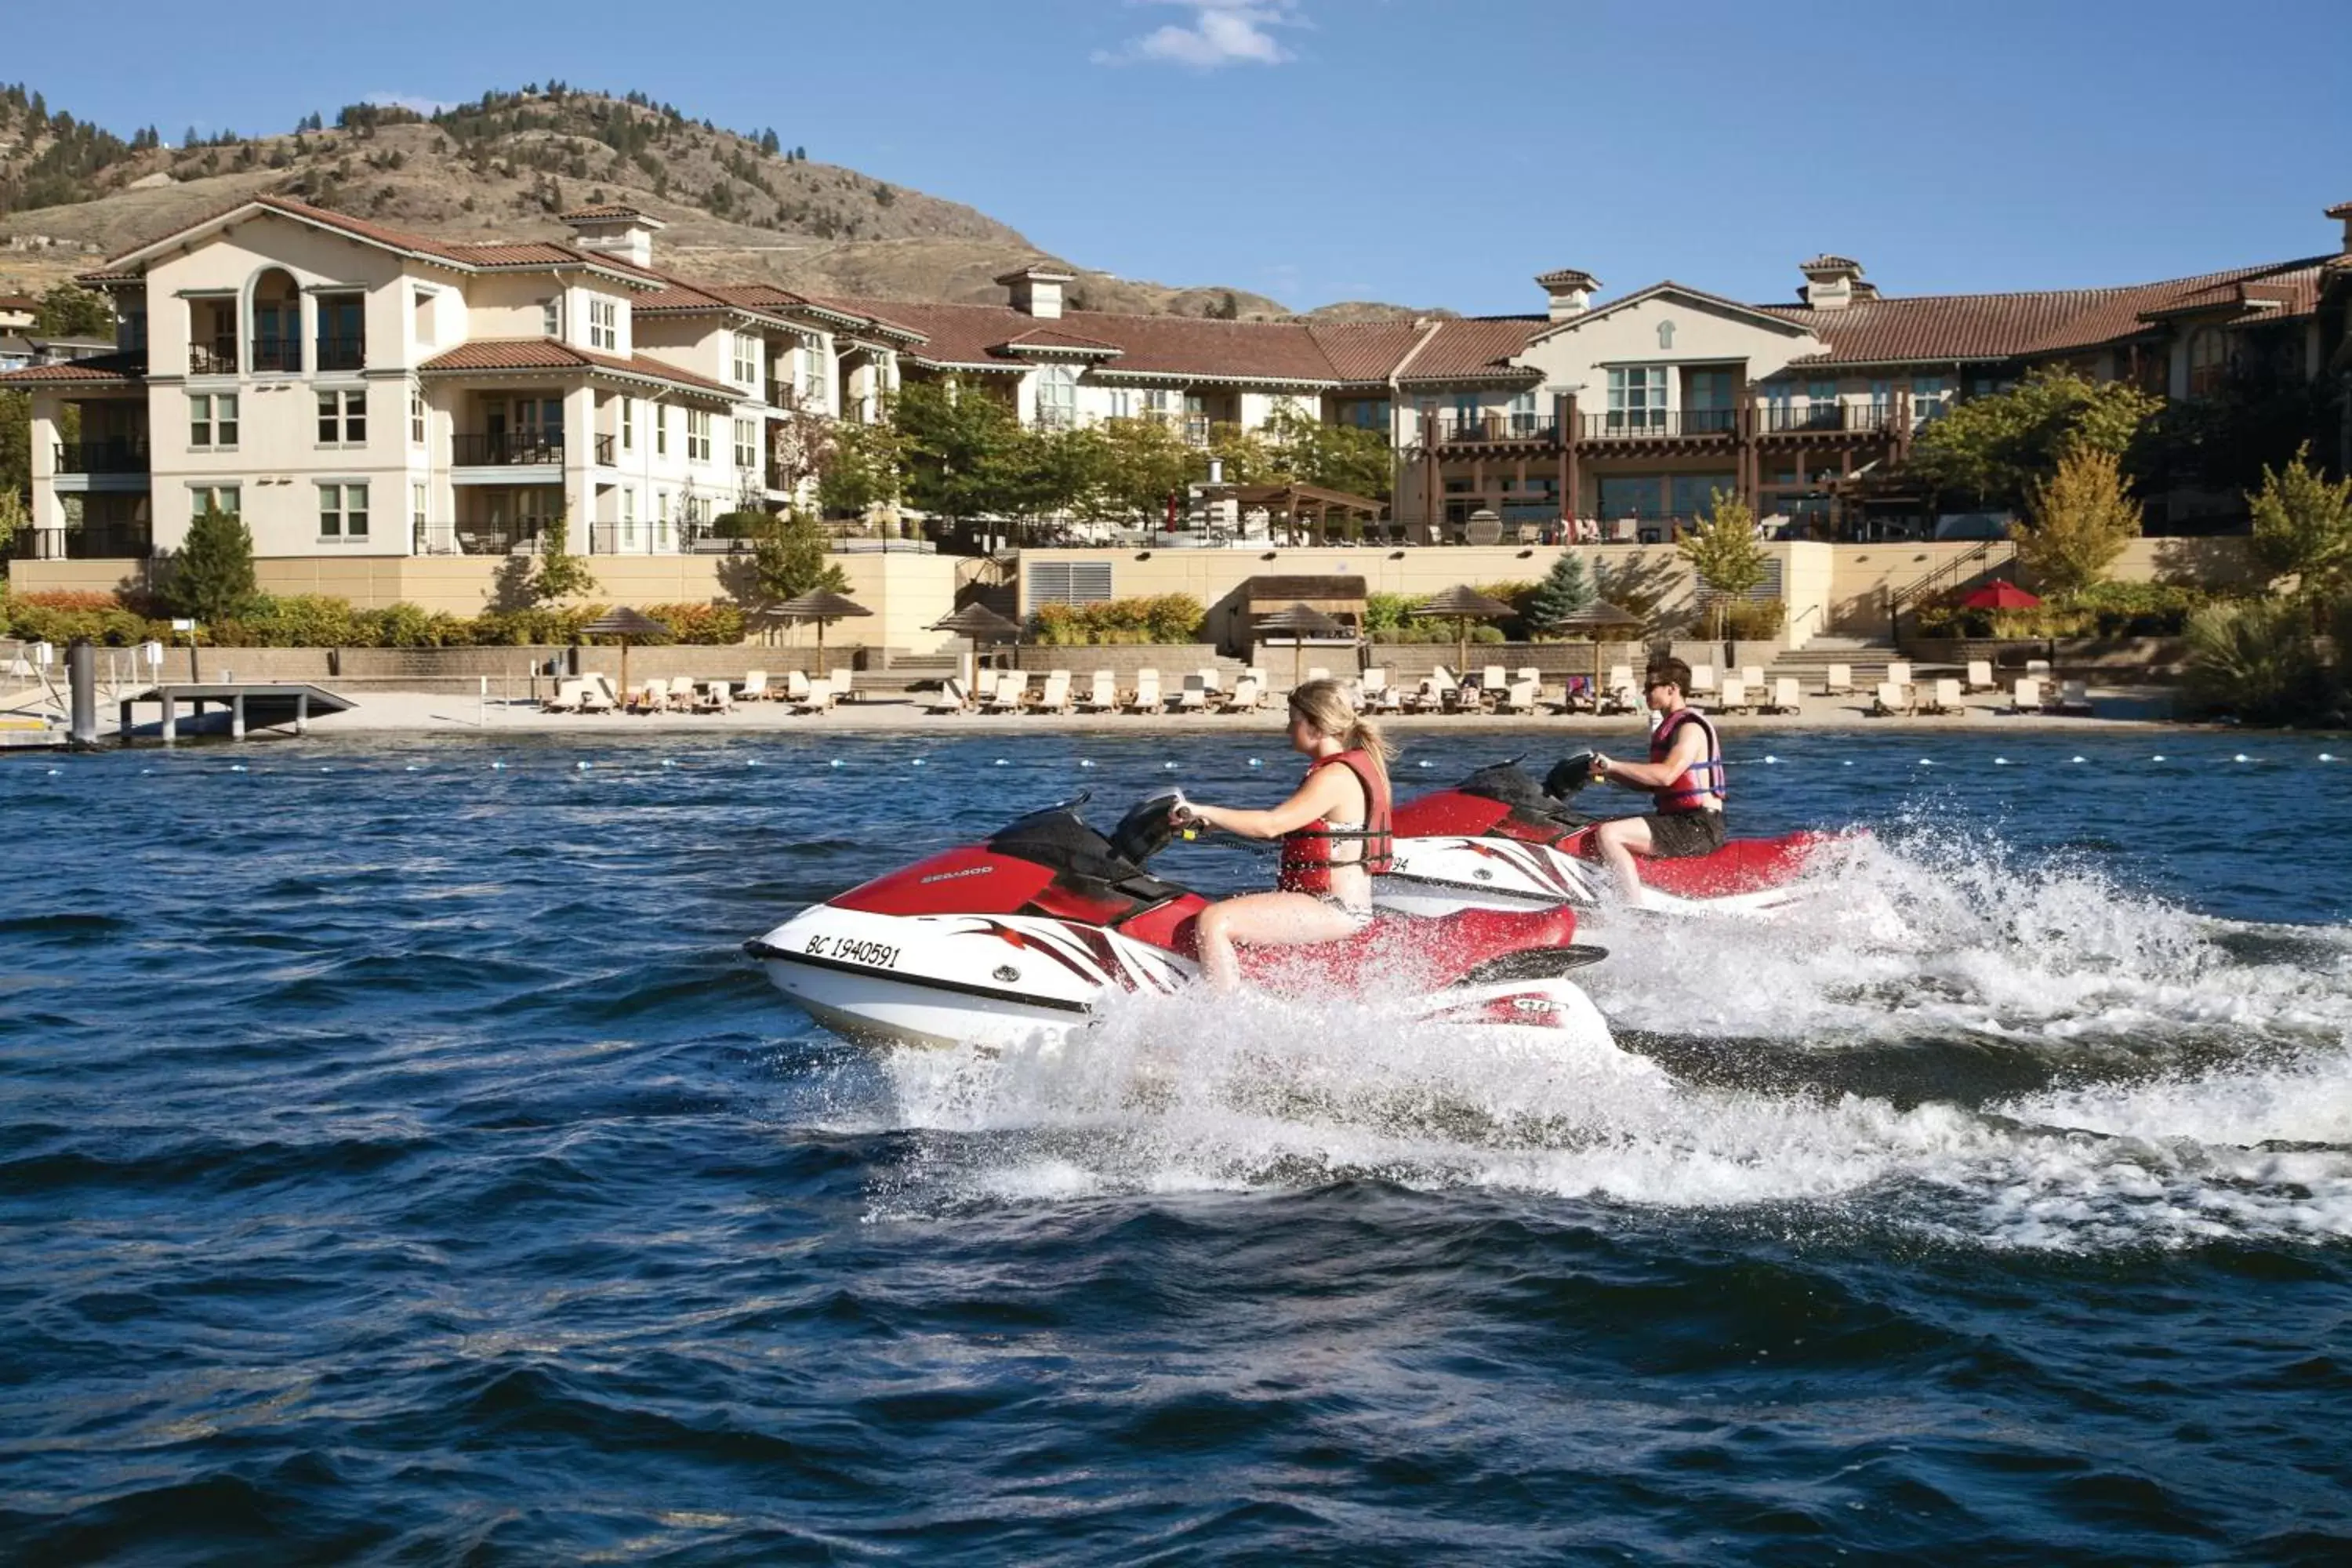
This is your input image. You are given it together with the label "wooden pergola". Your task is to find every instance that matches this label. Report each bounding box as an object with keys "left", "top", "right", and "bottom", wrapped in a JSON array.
[
  {"left": 1233, "top": 482, "right": 1387, "bottom": 546},
  {"left": 1240, "top": 574, "right": 1368, "bottom": 637}
]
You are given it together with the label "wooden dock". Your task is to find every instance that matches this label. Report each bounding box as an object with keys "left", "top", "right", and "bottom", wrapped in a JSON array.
[{"left": 119, "top": 684, "right": 355, "bottom": 742}]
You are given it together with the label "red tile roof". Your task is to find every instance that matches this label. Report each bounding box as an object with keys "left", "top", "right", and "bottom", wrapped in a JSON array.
[
  {"left": 416, "top": 338, "right": 738, "bottom": 396},
  {"left": 0, "top": 352, "right": 145, "bottom": 386},
  {"left": 998, "top": 327, "right": 1126, "bottom": 356},
  {"left": 1307, "top": 320, "right": 1432, "bottom": 383},
  {"left": 1394, "top": 317, "right": 1545, "bottom": 383},
  {"left": 826, "top": 296, "right": 1356, "bottom": 383},
  {"left": 557, "top": 204, "right": 659, "bottom": 223},
  {"left": 1761, "top": 256, "right": 2330, "bottom": 365}
]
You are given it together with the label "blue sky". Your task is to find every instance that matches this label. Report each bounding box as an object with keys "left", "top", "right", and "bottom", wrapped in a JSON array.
[{"left": 14, "top": 0, "right": 2351, "bottom": 314}]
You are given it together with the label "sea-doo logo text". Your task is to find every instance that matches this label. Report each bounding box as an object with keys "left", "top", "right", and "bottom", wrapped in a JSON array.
[
  {"left": 803, "top": 935, "right": 901, "bottom": 969},
  {"left": 920, "top": 865, "right": 996, "bottom": 885}
]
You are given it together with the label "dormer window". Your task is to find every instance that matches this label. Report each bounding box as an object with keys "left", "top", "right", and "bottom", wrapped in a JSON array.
[
  {"left": 542, "top": 297, "right": 562, "bottom": 338},
  {"left": 732, "top": 332, "right": 758, "bottom": 387},
  {"left": 588, "top": 299, "right": 618, "bottom": 352}
]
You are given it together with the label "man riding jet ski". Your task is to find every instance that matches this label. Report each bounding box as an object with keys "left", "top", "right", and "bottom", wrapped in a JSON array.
[
  {"left": 1379, "top": 754, "right": 1838, "bottom": 919},
  {"left": 745, "top": 790, "right": 1613, "bottom": 1054}
]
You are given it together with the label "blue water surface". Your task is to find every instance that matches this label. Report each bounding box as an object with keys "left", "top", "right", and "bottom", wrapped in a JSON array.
[{"left": 2, "top": 727, "right": 2348, "bottom": 1565}]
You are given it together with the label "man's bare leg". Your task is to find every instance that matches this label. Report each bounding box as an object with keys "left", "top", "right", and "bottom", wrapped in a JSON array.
[{"left": 1591, "top": 816, "right": 1656, "bottom": 906}]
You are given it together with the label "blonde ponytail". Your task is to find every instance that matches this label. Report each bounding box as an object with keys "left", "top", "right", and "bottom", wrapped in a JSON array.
[{"left": 1289, "top": 678, "right": 1395, "bottom": 788}]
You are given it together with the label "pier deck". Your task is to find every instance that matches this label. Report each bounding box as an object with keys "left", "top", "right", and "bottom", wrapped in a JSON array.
[{"left": 119, "top": 684, "right": 355, "bottom": 742}]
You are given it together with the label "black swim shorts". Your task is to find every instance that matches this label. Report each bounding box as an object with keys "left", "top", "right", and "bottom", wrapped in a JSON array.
[{"left": 1643, "top": 809, "right": 1727, "bottom": 860}]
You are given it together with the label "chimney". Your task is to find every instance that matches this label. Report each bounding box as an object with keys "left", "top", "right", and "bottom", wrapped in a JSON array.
[
  {"left": 1536, "top": 268, "right": 1599, "bottom": 322},
  {"left": 560, "top": 205, "right": 665, "bottom": 268},
  {"left": 996, "top": 263, "right": 1075, "bottom": 320},
  {"left": 2329, "top": 200, "right": 2352, "bottom": 255},
  {"left": 1798, "top": 255, "right": 1867, "bottom": 310}
]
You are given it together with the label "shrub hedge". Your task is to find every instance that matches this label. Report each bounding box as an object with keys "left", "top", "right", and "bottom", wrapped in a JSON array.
[
  {"left": 1029, "top": 594, "right": 1206, "bottom": 646},
  {"left": 0, "top": 591, "right": 748, "bottom": 647},
  {"left": 1910, "top": 581, "right": 2215, "bottom": 639}
]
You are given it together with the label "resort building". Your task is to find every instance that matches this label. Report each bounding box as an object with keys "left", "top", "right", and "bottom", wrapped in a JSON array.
[{"left": 5, "top": 194, "right": 2349, "bottom": 568}]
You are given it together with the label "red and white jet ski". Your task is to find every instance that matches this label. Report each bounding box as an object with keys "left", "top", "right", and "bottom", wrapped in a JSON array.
[
  {"left": 1379, "top": 755, "right": 1840, "bottom": 920},
  {"left": 746, "top": 791, "right": 1613, "bottom": 1053}
]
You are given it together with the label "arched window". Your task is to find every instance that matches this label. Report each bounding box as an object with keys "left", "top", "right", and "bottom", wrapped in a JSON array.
[
  {"left": 2187, "top": 328, "right": 2229, "bottom": 398},
  {"left": 1657, "top": 319, "right": 1675, "bottom": 350},
  {"left": 1035, "top": 365, "right": 1078, "bottom": 430}
]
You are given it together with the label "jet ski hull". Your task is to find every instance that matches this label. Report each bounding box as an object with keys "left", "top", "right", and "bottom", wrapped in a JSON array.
[{"left": 1381, "top": 835, "right": 1823, "bottom": 919}]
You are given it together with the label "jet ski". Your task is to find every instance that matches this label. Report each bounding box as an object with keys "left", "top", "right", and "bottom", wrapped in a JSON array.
[
  {"left": 1380, "top": 754, "right": 1841, "bottom": 919},
  {"left": 744, "top": 790, "right": 1613, "bottom": 1054}
]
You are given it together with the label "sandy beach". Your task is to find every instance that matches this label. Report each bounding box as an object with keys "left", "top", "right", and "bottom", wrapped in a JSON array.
[{"left": 267, "top": 684, "right": 2190, "bottom": 737}]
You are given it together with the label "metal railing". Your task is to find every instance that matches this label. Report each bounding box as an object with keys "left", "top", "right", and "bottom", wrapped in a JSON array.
[
  {"left": 53, "top": 439, "right": 151, "bottom": 474},
  {"left": 249, "top": 338, "right": 303, "bottom": 373},
  {"left": 1436, "top": 412, "right": 1559, "bottom": 444},
  {"left": 189, "top": 338, "right": 237, "bottom": 376},
  {"left": 415, "top": 522, "right": 547, "bottom": 556},
  {"left": 314, "top": 335, "right": 365, "bottom": 372},
  {"left": 1581, "top": 411, "right": 1734, "bottom": 440},
  {"left": 1759, "top": 402, "right": 1891, "bottom": 434},
  {"left": 9, "top": 523, "right": 153, "bottom": 560},
  {"left": 451, "top": 433, "right": 564, "bottom": 466},
  {"left": 1888, "top": 539, "right": 2017, "bottom": 626}
]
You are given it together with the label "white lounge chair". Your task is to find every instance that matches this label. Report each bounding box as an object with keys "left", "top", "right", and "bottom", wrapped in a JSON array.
[
  {"left": 1687, "top": 663, "right": 1719, "bottom": 702},
  {"left": 1823, "top": 663, "right": 1853, "bottom": 697},
  {"left": 1599, "top": 664, "right": 1635, "bottom": 715},
  {"left": 1127, "top": 670, "right": 1162, "bottom": 714},
  {"left": 1409, "top": 666, "right": 1459, "bottom": 713},
  {"left": 780, "top": 670, "right": 811, "bottom": 708},
  {"left": 1496, "top": 677, "right": 1540, "bottom": 715},
  {"left": 796, "top": 677, "right": 840, "bottom": 714},
  {"left": 1926, "top": 677, "right": 1962, "bottom": 715},
  {"left": 1719, "top": 677, "right": 1749, "bottom": 714},
  {"left": 2055, "top": 679, "right": 2095, "bottom": 716},
  {"left": 1036, "top": 670, "right": 1073, "bottom": 714},
  {"left": 1176, "top": 674, "right": 1210, "bottom": 713},
  {"left": 629, "top": 677, "right": 673, "bottom": 714},
  {"left": 1306, "top": 666, "right": 1332, "bottom": 684},
  {"left": 694, "top": 681, "right": 735, "bottom": 714},
  {"left": 1871, "top": 681, "right": 1911, "bottom": 717},
  {"left": 2009, "top": 677, "right": 2043, "bottom": 713},
  {"left": 1740, "top": 664, "right": 1766, "bottom": 693},
  {"left": 924, "top": 678, "right": 968, "bottom": 715},
  {"left": 2026, "top": 658, "right": 2053, "bottom": 680},
  {"left": 542, "top": 677, "right": 587, "bottom": 714},
  {"left": 1965, "top": 659, "right": 1995, "bottom": 693},
  {"left": 1766, "top": 677, "right": 1800, "bottom": 714},
  {"left": 581, "top": 675, "right": 619, "bottom": 714},
  {"left": 1076, "top": 670, "right": 1117, "bottom": 713},
  {"left": 968, "top": 669, "right": 1000, "bottom": 710},
  {"left": 1480, "top": 663, "right": 1508, "bottom": 696},
  {"left": 739, "top": 670, "right": 771, "bottom": 702},
  {"left": 1196, "top": 667, "right": 1225, "bottom": 695},
  {"left": 1220, "top": 676, "right": 1262, "bottom": 714},
  {"left": 985, "top": 673, "right": 1030, "bottom": 713},
  {"left": 1886, "top": 661, "right": 1913, "bottom": 691},
  {"left": 1360, "top": 666, "right": 1400, "bottom": 713}
]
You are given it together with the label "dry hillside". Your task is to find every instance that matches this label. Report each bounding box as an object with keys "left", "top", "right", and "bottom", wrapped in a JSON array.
[{"left": 0, "top": 82, "right": 1308, "bottom": 318}]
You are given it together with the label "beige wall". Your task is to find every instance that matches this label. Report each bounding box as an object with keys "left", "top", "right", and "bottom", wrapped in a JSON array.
[
  {"left": 1825, "top": 535, "right": 2264, "bottom": 634},
  {"left": 1517, "top": 293, "right": 1825, "bottom": 409}
]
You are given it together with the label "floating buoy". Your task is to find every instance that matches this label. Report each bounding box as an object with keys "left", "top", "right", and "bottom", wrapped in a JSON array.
[
  {"left": 1994, "top": 757, "right": 2010, "bottom": 766},
  {"left": 2151, "top": 754, "right": 2165, "bottom": 763},
  {"left": 661, "top": 758, "right": 678, "bottom": 769},
  {"left": 1078, "top": 758, "right": 1095, "bottom": 768},
  {"left": 230, "top": 764, "right": 248, "bottom": 773},
  {"left": 45, "top": 767, "right": 60, "bottom": 776},
  {"left": 491, "top": 760, "right": 506, "bottom": 771},
  {"left": 404, "top": 764, "right": 420, "bottom": 772},
  {"left": 2071, "top": 756, "right": 2087, "bottom": 764},
  {"left": 2321, "top": 753, "right": 2337, "bottom": 763},
  {"left": 1842, "top": 760, "right": 1854, "bottom": 768},
  {"left": 1417, "top": 760, "right": 1434, "bottom": 769},
  {"left": 993, "top": 758, "right": 1009, "bottom": 767},
  {"left": 1163, "top": 760, "right": 1178, "bottom": 770},
  {"left": 1763, "top": 754, "right": 1779, "bottom": 764},
  {"left": 1247, "top": 757, "right": 1263, "bottom": 768},
  {"left": 576, "top": 760, "right": 592, "bottom": 771},
  {"left": 1918, "top": 758, "right": 1936, "bottom": 767},
  {"left": 829, "top": 759, "right": 844, "bottom": 768},
  {"left": 321, "top": 766, "right": 334, "bottom": 774},
  {"left": 745, "top": 758, "right": 761, "bottom": 768},
  {"left": 2234, "top": 753, "right": 2252, "bottom": 764},
  {"left": 911, "top": 757, "right": 926, "bottom": 767}
]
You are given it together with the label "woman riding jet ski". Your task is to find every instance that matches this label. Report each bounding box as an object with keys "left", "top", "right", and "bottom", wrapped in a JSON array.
[
  {"left": 1378, "top": 753, "right": 1839, "bottom": 919},
  {"left": 743, "top": 789, "right": 1612, "bottom": 1053}
]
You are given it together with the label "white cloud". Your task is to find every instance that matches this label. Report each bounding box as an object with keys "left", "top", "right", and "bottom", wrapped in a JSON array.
[
  {"left": 1094, "top": 1, "right": 1303, "bottom": 69},
  {"left": 363, "top": 92, "right": 458, "bottom": 116}
]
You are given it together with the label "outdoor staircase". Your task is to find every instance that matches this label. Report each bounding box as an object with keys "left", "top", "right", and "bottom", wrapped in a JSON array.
[{"left": 1762, "top": 634, "right": 1951, "bottom": 691}]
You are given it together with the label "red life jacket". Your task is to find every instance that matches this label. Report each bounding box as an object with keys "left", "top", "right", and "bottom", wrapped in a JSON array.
[
  {"left": 1278, "top": 749, "right": 1395, "bottom": 895},
  {"left": 1650, "top": 707, "right": 1726, "bottom": 813}
]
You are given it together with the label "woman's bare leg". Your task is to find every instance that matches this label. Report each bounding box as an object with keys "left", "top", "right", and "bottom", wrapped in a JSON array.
[{"left": 1194, "top": 891, "right": 1363, "bottom": 992}]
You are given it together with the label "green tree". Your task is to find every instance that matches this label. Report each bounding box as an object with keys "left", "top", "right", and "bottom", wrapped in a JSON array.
[
  {"left": 817, "top": 411, "right": 904, "bottom": 521},
  {"left": 1523, "top": 549, "right": 1595, "bottom": 633},
  {"left": 896, "top": 379, "right": 1025, "bottom": 521},
  {"left": 1907, "top": 368, "right": 2161, "bottom": 511},
  {"left": 1677, "top": 489, "right": 1766, "bottom": 638},
  {"left": 749, "top": 508, "right": 847, "bottom": 606},
  {"left": 1094, "top": 412, "right": 1194, "bottom": 521},
  {"left": 33, "top": 284, "right": 114, "bottom": 339},
  {"left": 2012, "top": 445, "right": 2140, "bottom": 596},
  {"left": 171, "top": 506, "right": 259, "bottom": 622},
  {"left": 529, "top": 510, "right": 599, "bottom": 604},
  {"left": 2248, "top": 443, "right": 2352, "bottom": 604},
  {"left": 0, "top": 389, "right": 30, "bottom": 506},
  {"left": 1258, "top": 405, "right": 1393, "bottom": 504},
  {"left": 0, "top": 487, "right": 27, "bottom": 557}
]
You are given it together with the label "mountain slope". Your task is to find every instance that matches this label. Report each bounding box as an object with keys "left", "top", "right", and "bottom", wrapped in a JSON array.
[{"left": 0, "top": 82, "right": 1299, "bottom": 318}]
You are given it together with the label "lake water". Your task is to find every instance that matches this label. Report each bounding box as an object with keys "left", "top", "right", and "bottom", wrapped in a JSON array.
[{"left": 4, "top": 728, "right": 2349, "bottom": 1564}]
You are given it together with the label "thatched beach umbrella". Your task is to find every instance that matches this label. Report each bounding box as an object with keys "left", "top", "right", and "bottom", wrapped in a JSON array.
[
  {"left": 1546, "top": 599, "right": 1643, "bottom": 697},
  {"left": 580, "top": 604, "right": 670, "bottom": 699},
  {"left": 1254, "top": 601, "right": 1348, "bottom": 688},
  {"left": 1413, "top": 584, "right": 1517, "bottom": 676},
  {"left": 773, "top": 589, "right": 873, "bottom": 679},
  {"left": 929, "top": 601, "right": 1023, "bottom": 694}
]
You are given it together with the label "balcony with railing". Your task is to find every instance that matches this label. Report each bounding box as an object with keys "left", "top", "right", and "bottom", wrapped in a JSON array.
[
  {"left": 10, "top": 520, "right": 154, "bottom": 560},
  {"left": 1759, "top": 402, "right": 1890, "bottom": 435},
  {"left": 249, "top": 338, "right": 303, "bottom": 373},
  {"left": 314, "top": 335, "right": 365, "bottom": 372},
  {"left": 1436, "top": 412, "right": 1560, "bottom": 445},
  {"left": 54, "top": 439, "right": 151, "bottom": 475},
  {"left": 451, "top": 432, "right": 565, "bottom": 467},
  {"left": 413, "top": 520, "right": 547, "bottom": 556},
  {"left": 1581, "top": 409, "right": 1737, "bottom": 441},
  {"left": 188, "top": 336, "right": 238, "bottom": 376}
]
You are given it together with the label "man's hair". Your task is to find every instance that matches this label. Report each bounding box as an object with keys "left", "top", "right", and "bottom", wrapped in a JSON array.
[{"left": 1646, "top": 657, "right": 1691, "bottom": 695}]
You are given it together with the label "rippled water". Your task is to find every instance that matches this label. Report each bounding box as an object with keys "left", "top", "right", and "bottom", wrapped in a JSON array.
[{"left": 4, "top": 728, "right": 2349, "bottom": 1564}]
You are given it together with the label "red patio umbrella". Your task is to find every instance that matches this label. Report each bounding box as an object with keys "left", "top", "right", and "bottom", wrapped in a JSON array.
[{"left": 1958, "top": 579, "right": 2042, "bottom": 610}]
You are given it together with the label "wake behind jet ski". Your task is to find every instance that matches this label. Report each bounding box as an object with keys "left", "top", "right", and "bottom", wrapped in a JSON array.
[
  {"left": 1381, "top": 754, "right": 1841, "bottom": 919},
  {"left": 744, "top": 790, "right": 1613, "bottom": 1054}
]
